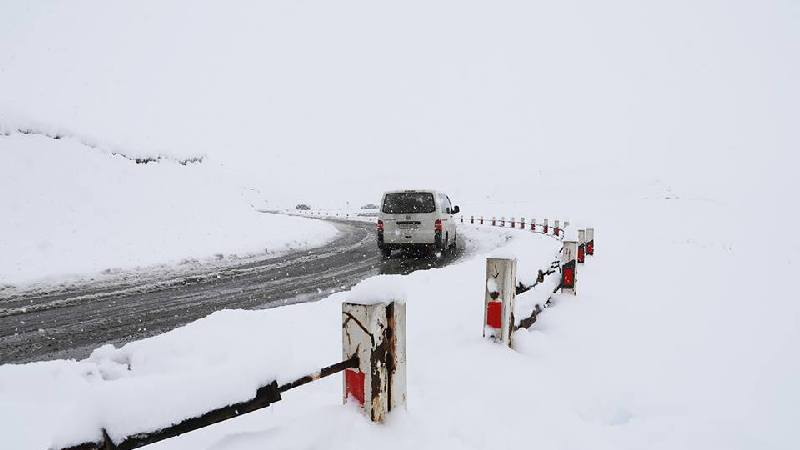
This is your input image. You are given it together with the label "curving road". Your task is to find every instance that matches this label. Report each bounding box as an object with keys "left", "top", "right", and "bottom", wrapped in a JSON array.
[{"left": 0, "top": 220, "right": 463, "bottom": 363}]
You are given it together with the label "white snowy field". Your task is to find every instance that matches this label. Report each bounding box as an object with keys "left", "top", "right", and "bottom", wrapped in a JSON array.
[
  {"left": 1, "top": 191, "right": 798, "bottom": 449},
  {"left": 0, "top": 134, "right": 338, "bottom": 287},
  {"left": 1, "top": 0, "right": 798, "bottom": 448}
]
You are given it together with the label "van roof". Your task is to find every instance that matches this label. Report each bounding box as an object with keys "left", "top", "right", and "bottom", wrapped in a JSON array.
[{"left": 382, "top": 189, "right": 440, "bottom": 195}]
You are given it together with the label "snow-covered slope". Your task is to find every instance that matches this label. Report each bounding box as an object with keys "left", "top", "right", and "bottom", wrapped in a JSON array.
[
  {"left": 0, "top": 134, "right": 337, "bottom": 286},
  {"left": 1, "top": 1, "right": 798, "bottom": 449},
  {"left": 2, "top": 197, "right": 797, "bottom": 449}
]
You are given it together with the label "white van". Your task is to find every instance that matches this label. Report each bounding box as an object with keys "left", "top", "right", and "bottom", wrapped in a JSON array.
[{"left": 377, "top": 190, "right": 460, "bottom": 257}]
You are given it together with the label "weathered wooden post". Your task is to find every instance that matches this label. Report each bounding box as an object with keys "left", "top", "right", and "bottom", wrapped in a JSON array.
[
  {"left": 480, "top": 216, "right": 484, "bottom": 225},
  {"left": 492, "top": 216, "right": 497, "bottom": 226},
  {"left": 470, "top": 215, "right": 474, "bottom": 224},
  {"left": 510, "top": 217, "right": 516, "bottom": 228},
  {"left": 586, "top": 228, "right": 595, "bottom": 255},
  {"left": 484, "top": 258, "right": 516, "bottom": 346},
  {"left": 342, "top": 300, "right": 407, "bottom": 422},
  {"left": 543, "top": 218, "right": 549, "bottom": 234},
  {"left": 577, "top": 229, "right": 586, "bottom": 264},
  {"left": 520, "top": 217, "right": 526, "bottom": 229},
  {"left": 554, "top": 219, "right": 560, "bottom": 237},
  {"left": 530, "top": 218, "right": 536, "bottom": 232},
  {"left": 500, "top": 216, "right": 506, "bottom": 227},
  {"left": 560, "top": 241, "right": 577, "bottom": 295}
]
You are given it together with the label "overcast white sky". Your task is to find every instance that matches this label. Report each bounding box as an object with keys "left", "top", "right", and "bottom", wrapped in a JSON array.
[{"left": 1, "top": 0, "right": 797, "bottom": 209}]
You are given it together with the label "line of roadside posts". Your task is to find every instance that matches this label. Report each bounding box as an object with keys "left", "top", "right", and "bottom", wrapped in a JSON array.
[
  {"left": 62, "top": 208, "right": 594, "bottom": 449},
  {"left": 483, "top": 227, "right": 595, "bottom": 348},
  {"left": 461, "top": 214, "right": 572, "bottom": 238}
]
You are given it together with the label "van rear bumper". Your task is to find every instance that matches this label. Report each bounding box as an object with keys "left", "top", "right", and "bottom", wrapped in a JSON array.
[{"left": 378, "top": 231, "right": 443, "bottom": 249}]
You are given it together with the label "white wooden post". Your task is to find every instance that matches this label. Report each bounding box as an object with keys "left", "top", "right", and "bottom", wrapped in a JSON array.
[
  {"left": 342, "top": 301, "right": 407, "bottom": 422},
  {"left": 577, "top": 229, "right": 586, "bottom": 264},
  {"left": 543, "top": 218, "right": 549, "bottom": 234},
  {"left": 554, "top": 219, "right": 560, "bottom": 236},
  {"left": 484, "top": 258, "right": 516, "bottom": 346},
  {"left": 586, "top": 228, "right": 595, "bottom": 255},
  {"left": 560, "top": 241, "right": 577, "bottom": 295}
]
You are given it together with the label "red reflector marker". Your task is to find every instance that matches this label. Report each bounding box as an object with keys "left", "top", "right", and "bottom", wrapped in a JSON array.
[
  {"left": 562, "top": 267, "right": 575, "bottom": 288},
  {"left": 486, "top": 302, "right": 502, "bottom": 329},
  {"left": 345, "top": 368, "right": 365, "bottom": 405}
]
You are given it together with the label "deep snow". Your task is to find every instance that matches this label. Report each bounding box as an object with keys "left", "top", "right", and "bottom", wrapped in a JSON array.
[
  {"left": 2, "top": 200, "right": 798, "bottom": 449},
  {"left": 1, "top": 0, "right": 798, "bottom": 448},
  {"left": 0, "top": 134, "right": 338, "bottom": 287}
]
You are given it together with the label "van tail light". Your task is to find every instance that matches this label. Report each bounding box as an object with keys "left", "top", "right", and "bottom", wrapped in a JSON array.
[
  {"left": 435, "top": 219, "right": 443, "bottom": 232},
  {"left": 377, "top": 220, "right": 384, "bottom": 232}
]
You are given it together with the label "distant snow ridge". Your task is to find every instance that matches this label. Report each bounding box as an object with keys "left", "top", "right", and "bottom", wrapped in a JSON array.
[{"left": 1, "top": 122, "right": 204, "bottom": 166}]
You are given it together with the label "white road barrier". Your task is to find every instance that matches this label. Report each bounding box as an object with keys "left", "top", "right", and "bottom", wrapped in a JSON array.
[
  {"left": 484, "top": 258, "right": 516, "bottom": 347},
  {"left": 560, "top": 241, "right": 577, "bottom": 295},
  {"left": 342, "top": 300, "right": 407, "bottom": 423}
]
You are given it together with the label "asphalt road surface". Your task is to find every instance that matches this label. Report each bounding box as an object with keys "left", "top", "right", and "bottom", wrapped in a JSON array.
[{"left": 0, "top": 220, "right": 464, "bottom": 363}]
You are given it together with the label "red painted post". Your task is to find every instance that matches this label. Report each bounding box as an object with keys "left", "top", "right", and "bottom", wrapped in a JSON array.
[
  {"left": 530, "top": 218, "right": 536, "bottom": 232},
  {"left": 560, "top": 241, "right": 577, "bottom": 295},
  {"left": 554, "top": 220, "right": 560, "bottom": 237},
  {"left": 342, "top": 301, "right": 407, "bottom": 422},
  {"left": 543, "top": 219, "right": 549, "bottom": 234},
  {"left": 586, "top": 228, "right": 595, "bottom": 255},
  {"left": 577, "top": 229, "right": 586, "bottom": 264},
  {"left": 484, "top": 258, "right": 516, "bottom": 346}
]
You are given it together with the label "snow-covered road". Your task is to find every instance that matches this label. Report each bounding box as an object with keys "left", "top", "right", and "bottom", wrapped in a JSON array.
[{"left": 0, "top": 220, "right": 465, "bottom": 363}]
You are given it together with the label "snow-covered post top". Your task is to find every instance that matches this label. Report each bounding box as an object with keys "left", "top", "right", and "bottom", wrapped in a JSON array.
[
  {"left": 484, "top": 258, "right": 516, "bottom": 346},
  {"left": 342, "top": 300, "right": 407, "bottom": 423},
  {"left": 577, "top": 229, "right": 586, "bottom": 264},
  {"left": 586, "top": 227, "right": 595, "bottom": 255},
  {"left": 560, "top": 241, "right": 577, "bottom": 295}
]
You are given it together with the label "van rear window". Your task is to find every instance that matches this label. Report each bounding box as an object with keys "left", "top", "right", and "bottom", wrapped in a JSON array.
[{"left": 382, "top": 192, "right": 436, "bottom": 214}]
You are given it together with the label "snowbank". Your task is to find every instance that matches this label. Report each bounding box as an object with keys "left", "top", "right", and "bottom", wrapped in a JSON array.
[
  {"left": 1, "top": 192, "right": 799, "bottom": 449},
  {"left": 0, "top": 225, "right": 555, "bottom": 449},
  {"left": 0, "top": 134, "right": 338, "bottom": 287}
]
